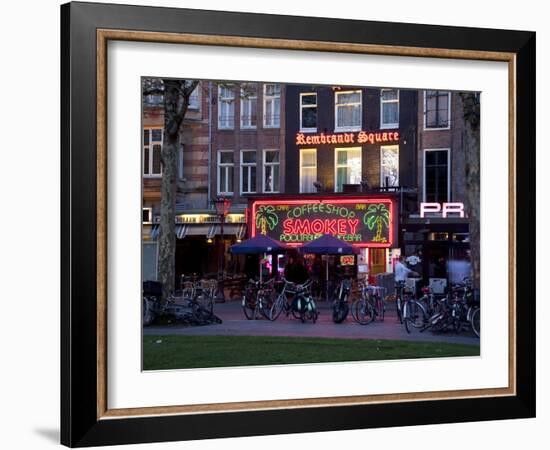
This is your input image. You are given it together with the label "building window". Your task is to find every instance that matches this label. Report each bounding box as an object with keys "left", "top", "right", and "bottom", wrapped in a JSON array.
[
  {"left": 263, "top": 150, "right": 280, "bottom": 193},
  {"left": 240, "top": 150, "right": 257, "bottom": 194},
  {"left": 143, "top": 128, "right": 162, "bottom": 176},
  {"left": 263, "top": 84, "right": 281, "bottom": 128},
  {"left": 177, "top": 145, "right": 184, "bottom": 180},
  {"left": 424, "top": 90, "right": 451, "bottom": 129},
  {"left": 188, "top": 84, "right": 200, "bottom": 110},
  {"left": 380, "top": 89, "right": 399, "bottom": 129},
  {"left": 335, "top": 147, "right": 362, "bottom": 192},
  {"left": 240, "top": 83, "right": 258, "bottom": 129},
  {"left": 423, "top": 149, "right": 450, "bottom": 202},
  {"left": 142, "top": 208, "right": 152, "bottom": 223},
  {"left": 218, "top": 85, "right": 235, "bottom": 129},
  {"left": 380, "top": 145, "right": 399, "bottom": 187},
  {"left": 299, "top": 149, "right": 317, "bottom": 193},
  {"left": 300, "top": 93, "right": 317, "bottom": 131},
  {"left": 335, "top": 90, "right": 361, "bottom": 131},
  {"left": 218, "top": 150, "right": 234, "bottom": 195}
]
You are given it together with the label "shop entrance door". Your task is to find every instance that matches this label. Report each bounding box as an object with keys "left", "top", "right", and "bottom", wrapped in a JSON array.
[{"left": 369, "top": 248, "right": 386, "bottom": 283}]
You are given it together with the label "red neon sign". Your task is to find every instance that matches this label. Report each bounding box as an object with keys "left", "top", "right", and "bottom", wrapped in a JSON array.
[{"left": 251, "top": 198, "right": 395, "bottom": 248}]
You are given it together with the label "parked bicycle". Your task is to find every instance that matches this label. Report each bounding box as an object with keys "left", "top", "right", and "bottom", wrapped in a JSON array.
[
  {"left": 242, "top": 278, "right": 276, "bottom": 320},
  {"left": 142, "top": 280, "right": 222, "bottom": 326},
  {"left": 332, "top": 278, "right": 351, "bottom": 323},
  {"left": 351, "top": 282, "right": 380, "bottom": 325}
]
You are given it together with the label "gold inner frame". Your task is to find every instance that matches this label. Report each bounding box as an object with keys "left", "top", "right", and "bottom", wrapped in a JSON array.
[{"left": 96, "top": 29, "right": 517, "bottom": 420}]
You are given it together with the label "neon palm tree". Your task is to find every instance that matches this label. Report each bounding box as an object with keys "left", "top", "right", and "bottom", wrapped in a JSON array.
[
  {"left": 363, "top": 203, "right": 390, "bottom": 243},
  {"left": 255, "top": 205, "right": 278, "bottom": 235}
]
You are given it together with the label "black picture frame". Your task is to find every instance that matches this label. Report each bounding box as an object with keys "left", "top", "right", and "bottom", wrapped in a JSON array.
[{"left": 61, "top": 1, "right": 535, "bottom": 447}]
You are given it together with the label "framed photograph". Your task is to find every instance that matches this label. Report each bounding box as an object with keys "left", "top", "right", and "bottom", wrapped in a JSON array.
[{"left": 61, "top": 1, "right": 535, "bottom": 447}]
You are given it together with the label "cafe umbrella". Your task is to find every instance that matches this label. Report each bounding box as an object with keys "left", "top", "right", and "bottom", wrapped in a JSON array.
[
  {"left": 230, "top": 234, "right": 288, "bottom": 282},
  {"left": 298, "top": 234, "right": 359, "bottom": 302}
]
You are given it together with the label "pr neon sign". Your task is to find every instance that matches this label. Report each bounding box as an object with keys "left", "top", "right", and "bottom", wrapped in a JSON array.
[{"left": 420, "top": 202, "right": 465, "bottom": 218}]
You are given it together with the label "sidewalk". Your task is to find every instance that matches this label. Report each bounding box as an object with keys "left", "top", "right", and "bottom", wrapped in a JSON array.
[{"left": 144, "top": 299, "right": 480, "bottom": 346}]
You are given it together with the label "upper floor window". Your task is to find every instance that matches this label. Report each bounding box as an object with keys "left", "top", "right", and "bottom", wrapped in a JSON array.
[
  {"left": 218, "top": 150, "right": 234, "bottom": 195},
  {"left": 263, "top": 150, "right": 280, "bottom": 193},
  {"left": 240, "top": 150, "right": 257, "bottom": 194},
  {"left": 143, "top": 128, "right": 162, "bottom": 176},
  {"left": 240, "top": 84, "right": 258, "bottom": 129},
  {"left": 424, "top": 90, "right": 451, "bottom": 129},
  {"left": 300, "top": 93, "right": 317, "bottom": 131},
  {"left": 380, "top": 89, "right": 399, "bottom": 129},
  {"left": 423, "top": 149, "right": 450, "bottom": 202},
  {"left": 300, "top": 149, "right": 317, "bottom": 193},
  {"left": 188, "top": 85, "right": 200, "bottom": 110},
  {"left": 218, "top": 85, "right": 235, "bottom": 129},
  {"left": 380, "top": 145, "right": 399, "bottom": 187},
  {"left": 335, "top": 147, "right": 362, "bottom": 192},
  {"left": 263, "top": 84, "right": 281, "bottom": 128},
  {"left": 335, "top": 90, "right": 361, "bottom": 131}
]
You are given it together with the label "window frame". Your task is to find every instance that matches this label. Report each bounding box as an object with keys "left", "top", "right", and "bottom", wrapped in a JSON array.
[
  {"left": 217, "top": 150, "right": 234, "bottom": 195},
  {"left": 380, "top": 144, "right": 400, "bottom": 187},
  {"left": 240, "top": 149, "right": 257, "bottom": 195},
  {"left": 240, "top": 85, "right": 258, "bottom": 130},
  {"left": 299, "top": 148, "right": 317, "bottom": 193},
  {"left": 334, "top": 147, "right": 362, "bottom": 192},
  {"left": 262, "top": 149, "right": 280, "bottom": 193},
  {"left": 263, "top": 84, "right": 281, "bottom": 128},
  {"left": 380, "top": 89, "right": 400, "bottom": 129},
  {"left": 334, "top": 90, "right": 362, "bottom": 132},
  {"left": 142, "top": 207, "right": 153, "bottom": 224},
  {"left": 188, "top": 84, "right": 200, "bottom": 110},
  {"left": 423, "top": 90, "right": 451, "bottom": 131},
  {"left": 422, "top": 148, "right": 451, "bottom": 202},
  {"left": 143, "top": 127, "right": 163, "bottom": 178},
  {"left": 218, "top": 85, "right": 235, "bottom": 130},
  {"left": 299, "top": 92, "right": 317, "bottom": 132}
]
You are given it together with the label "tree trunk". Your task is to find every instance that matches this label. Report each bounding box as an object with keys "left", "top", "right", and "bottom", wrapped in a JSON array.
[
  {"left": 158, "top": 135, "right": 178, "bottom": 301},
  {"left": 157, "top": 80, "right": 189, "bottom": 302},
  {"left": 458, "top": 93, "right": 481, "bottom": 290}
]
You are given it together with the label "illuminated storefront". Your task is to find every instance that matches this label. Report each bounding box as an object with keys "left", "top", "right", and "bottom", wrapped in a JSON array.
[{"left": 249, "top": 196, "right": 398, "bottom": 281}]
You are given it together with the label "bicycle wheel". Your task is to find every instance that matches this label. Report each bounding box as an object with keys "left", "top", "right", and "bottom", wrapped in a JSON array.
[
  {"left": 378, "top": 297, "right": 386, "bottom": 322},
  {"left": 396, "top": 297, "right": 403, "bottom": 324},
  {"left": 471, "top": 307, "right": 480, "bottom": 338},
  {"left": 404, "top": 300, "right": 426, "bottom": 333},
  {"left": 142, "top": 296, "right": 155, "bottom": 326},
  {"left": 351, "top": 299, "right": 374, "bottom": 325},
  {"left": 269, "top": 294, "right": 285, "bottom": 321},
  {"left": 258, "top": 294, "right": 272, "bottom": 320},
  {"left": 241, "top": 295, "right": 256, "bottom": 320}
]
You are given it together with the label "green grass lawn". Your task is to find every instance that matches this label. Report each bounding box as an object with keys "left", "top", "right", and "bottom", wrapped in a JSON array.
[{"left": 143, "top": 335, "right": 480, "bottom": 370}]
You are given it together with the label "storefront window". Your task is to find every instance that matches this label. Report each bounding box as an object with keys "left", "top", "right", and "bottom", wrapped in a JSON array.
[
  {"left": 299, "top": 149, "right": 317, "bottom": 193},
  {"left": 240, "top": 150, "right": 256, "bottom": 194},
  {"left": 300, "top": 93, "right": 317, "bottom": 131},
  {"left": 424, "top": 149, "right": 450, "bottom": 202},
  {"left": 380, "top": 89, "right": 399, "bottom": 128},
  {"left": 380, "top": 145, "right": 399, "bottom": 187},
  {"left": 335, "top": 147, "right": 362, "bottom": 192},
  {"left": 453, "top": 233, "right": 470, "bottom": 242},
  {"left": 428, "top": 232, "right": 449, "bottom": 241},
  {"left": 263, "top": 149, "right": 280, "bottom": 192},
  {"left": 335, "top": 90, "right": 361, "bottom": 131}
]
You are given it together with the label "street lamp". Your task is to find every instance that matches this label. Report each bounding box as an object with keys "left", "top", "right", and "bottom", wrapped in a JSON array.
[{"left": 214, "top": 196, "right": 231, "bottom": 302}]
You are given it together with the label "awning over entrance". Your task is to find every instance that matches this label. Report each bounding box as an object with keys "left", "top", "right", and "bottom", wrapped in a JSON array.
[{"left": 149, "top": 223, "right": 247, "bottom": 240}]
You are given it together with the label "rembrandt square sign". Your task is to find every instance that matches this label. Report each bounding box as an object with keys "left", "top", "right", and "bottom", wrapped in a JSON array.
[{"left": 250, "top": 198, "right": 397, "bottom": 248}]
